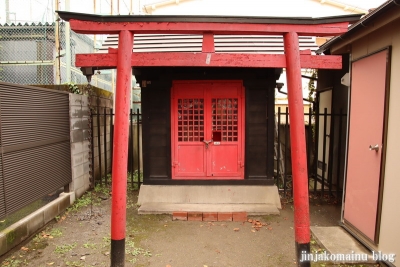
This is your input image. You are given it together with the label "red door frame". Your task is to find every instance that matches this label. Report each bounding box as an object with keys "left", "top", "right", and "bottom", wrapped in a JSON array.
[{"left": 171, "top": 80, "right": 245, "bottom": 179}]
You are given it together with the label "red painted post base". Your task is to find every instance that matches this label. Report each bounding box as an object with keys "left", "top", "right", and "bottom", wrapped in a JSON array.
[
  {"left": 296, "top": 242, "right": 311, "bottom": 267},
  {"left": 111, "top": 239, "right": 125, "bottom": 267}
]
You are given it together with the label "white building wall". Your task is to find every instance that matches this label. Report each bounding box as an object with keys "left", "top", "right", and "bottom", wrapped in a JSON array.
[{"left": 143, "top": 0, "right": 364, "bottom": 16}]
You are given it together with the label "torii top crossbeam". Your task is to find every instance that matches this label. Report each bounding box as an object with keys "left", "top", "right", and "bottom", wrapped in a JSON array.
[
  {"left": 58, "top": 11, "right": 360, "bottom": 36},
  {"left": 57, "top": 11, "right": 360, "bottom": 267},
  {"left": 57, "top": 11, "right": 361, "bottom": 70}
]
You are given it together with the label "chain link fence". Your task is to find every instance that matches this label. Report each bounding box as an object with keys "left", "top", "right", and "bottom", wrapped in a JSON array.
[{"left": 0, "top": 21, "right": 113, "bottom": 91}]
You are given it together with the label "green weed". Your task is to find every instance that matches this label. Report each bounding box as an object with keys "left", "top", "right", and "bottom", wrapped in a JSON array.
[
  {"left": 125, "top": 238, "right": 152, "bottom": 264},
  {"left": 127, "top": 171, "right": 143, "bottom": 191},
  {"left": 49, "top": 228, "right": 63, "bottom": 238},
  {"left": 0, "top": 257, "right": 22, "bottom": 267},
  {"left": 102, "top": 236, "right": 111, "bottom": 248},
  {"left": 67, "top": 184, "right": 112, "bottom": 213},
  {"left": 54, "top": 243, "right": 77, "bottom": 254},
  {"left": 94, "top": 184, "right": 111, "bottom": 195},
  {"left": 65, "top": 261, "right": 84, "bottom": 267},
  {"left": 67, "top": 193, "right": 92, "bottom": 212},
  {"left": 82, "top": 241, "right": 97, "bottom": 249},
  {"left": 32, "top": 233, "right": 42, "bottom": 243}
]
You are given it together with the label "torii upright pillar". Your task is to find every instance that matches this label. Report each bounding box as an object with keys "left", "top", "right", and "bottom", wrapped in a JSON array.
[
  {"left": 110, "top": 30, "right": 133, "bottom": 267},
  {"left": 284, "top": 32, "right": 311, "bottom": 267}
]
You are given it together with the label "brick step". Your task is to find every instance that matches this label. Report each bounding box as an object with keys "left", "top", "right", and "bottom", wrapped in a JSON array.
[
  {"left": 173, "top": 211, "right": 247, "bottom": 222},
  {"left": 138, "top": 202, "right": 280, "bottom": 215}
]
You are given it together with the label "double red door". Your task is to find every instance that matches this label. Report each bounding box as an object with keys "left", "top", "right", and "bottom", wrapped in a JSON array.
[{"left": 171, "top": 81, "right": 244, "bottom": 179}]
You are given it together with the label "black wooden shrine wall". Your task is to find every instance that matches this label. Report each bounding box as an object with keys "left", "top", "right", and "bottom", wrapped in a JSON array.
[
  {"left": 141, "top": 80, "right": 172, "bottom": 182},
  {"left": 139, "top": 67, "right": 278, "bottom": 185},
  {"left": 244, "top": 80, "right": 275, "bottom": 183}
]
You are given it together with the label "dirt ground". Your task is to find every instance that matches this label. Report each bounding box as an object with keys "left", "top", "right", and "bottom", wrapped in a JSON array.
[{"left": 0, "top": 187, "right": 381, "bottom": 267}]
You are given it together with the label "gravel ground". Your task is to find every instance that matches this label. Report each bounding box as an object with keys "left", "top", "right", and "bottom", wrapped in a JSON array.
[{"left": 0, "top": 188, "right": 381, "bottom": 267}]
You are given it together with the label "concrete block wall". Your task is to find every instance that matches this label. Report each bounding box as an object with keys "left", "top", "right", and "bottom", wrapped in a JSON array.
[
  {"left": 69, "top": 93, "right": 113, "bottom": 195},
  {"left": 69, "top": 94, "right": 91, "bottom": 198}
]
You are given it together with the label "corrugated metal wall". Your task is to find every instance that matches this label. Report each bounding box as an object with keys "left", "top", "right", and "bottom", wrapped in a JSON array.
[
  {"left": 0, "top": 82, "right": 71, "bottom": 219},
  {"left": 0, "top": 151, "right": 5, "bottom": 219}
]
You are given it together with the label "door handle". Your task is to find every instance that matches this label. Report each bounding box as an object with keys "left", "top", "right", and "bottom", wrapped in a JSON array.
[
  {"left": 203, "top": 139, "right": 213, "bottom": 149},
  {"left": 369, "top": 144, "right": 379, "bottom": 151}
]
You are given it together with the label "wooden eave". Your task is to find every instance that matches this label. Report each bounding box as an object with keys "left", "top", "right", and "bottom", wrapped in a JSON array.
[
  {"left": 57, "top": 11, "right": 361, "bottom": 36},
  {"left": 317, "top": 0, "right": 400, "bottom": 54}
]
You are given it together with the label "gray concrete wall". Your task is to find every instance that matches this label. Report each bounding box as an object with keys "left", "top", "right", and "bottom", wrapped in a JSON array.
[
  {"left": 69, "top": 94, "right": 91, "bottom": 198},
  {"left": 69, "top": 93, "right": 113, "bottom": 195}
]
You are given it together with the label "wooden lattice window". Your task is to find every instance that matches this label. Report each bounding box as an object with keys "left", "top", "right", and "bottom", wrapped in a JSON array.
[
  {"left": 177, "top": 99, "right": 204, "bottom": 142},
  {"left": 212, "top": 98, "right": 238, "bottom": 141}
]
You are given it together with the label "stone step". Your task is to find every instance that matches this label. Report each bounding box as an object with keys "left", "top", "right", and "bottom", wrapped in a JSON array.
[
  {"left": 311, "top": 226, "right": 378, "bottom": 264},
  {"left": 138, "top": 185, "right": 281, "bottom": 206}
]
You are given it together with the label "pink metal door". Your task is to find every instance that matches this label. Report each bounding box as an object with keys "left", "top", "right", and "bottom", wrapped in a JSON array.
[
  {"left": 343, "top": 49, "right": 389, "bottom": 243},
  {"left": 171, "top": 81, "right": 244, "bottom": 179}
]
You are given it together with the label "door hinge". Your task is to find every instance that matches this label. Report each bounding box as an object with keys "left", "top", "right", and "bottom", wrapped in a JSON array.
[
  {"left": 239, "top": 161, "right": 244, "bottom": 168},
  {"left": 172, "top": 161, "right": 178, "bottom": 168}
]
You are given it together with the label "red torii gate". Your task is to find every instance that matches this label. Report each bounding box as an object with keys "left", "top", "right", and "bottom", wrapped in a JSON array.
[{"left": 57, "top": 11, "right": 360, "bottom": 267}]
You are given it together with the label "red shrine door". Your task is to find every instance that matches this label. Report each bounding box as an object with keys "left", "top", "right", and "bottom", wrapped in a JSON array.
[{"left": 171, "top": 81, "right": 245, "bottom": 179}]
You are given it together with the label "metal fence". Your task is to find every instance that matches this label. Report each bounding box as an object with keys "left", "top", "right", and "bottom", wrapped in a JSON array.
[
  {"left": 0, "top": 22, "right": 113, "bottom": 91},
  {"left": 275, "top": 107, "right": 347, "bottom": 201},
  {"left": 91, "top": 109, "right": 143, "bottom": 189},
  {"left": 0, "top": 82, "right": 72, "bottom": 220},
  {"left": 91, "top": 104, "right": 347, "bottom": 197}
]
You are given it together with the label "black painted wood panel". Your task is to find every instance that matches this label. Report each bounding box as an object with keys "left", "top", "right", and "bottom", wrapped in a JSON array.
[
  {"left": 244, "top": 81, "right": 275, "bottom": 182},
  {"left": 142, "top": 81, "right": 172, "bottom": 182}
]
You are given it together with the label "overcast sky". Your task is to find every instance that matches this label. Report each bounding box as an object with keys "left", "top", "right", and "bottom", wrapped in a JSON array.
[
  {"left": 119, "top": 0, "right": 387, "bottom": 12},
  {"left": 332, "top": 0, "right": 387, "bottom": 9},
  {"left": 0, "top": 0, "right": 389, "bottom": 24}
]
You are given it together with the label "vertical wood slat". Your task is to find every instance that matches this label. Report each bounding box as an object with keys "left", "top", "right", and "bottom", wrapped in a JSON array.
[
  {"left": 137, "top": 109, "right": 141, "bottom": 186},
  {"left": 284, "top": 107, "right": 288, "bottom": 195},
  {"left": 336, "top": 109, "right": 344, "bottom": 202},
  {"left": 130, "top": 109, "right": 134, "bottom": 186},
  {"left": 91, "top": 111, "right": 95, "bottom": 187},
  {"left": 244, "top": 84, "right": 272, "bottom": 181},
  {"left": 314, "top": 108, "right": 320, "bottom": 194},
  {"left": 104, "top": 108, "right": 108, "bottom": 186},
  {"left": 110, "top": 108, "right": 114, "bottom": 174},
  {"left": 321, "top": 108, "right": 328, "bottom": 196},
  {"left": 142, "top": 84, "right": 171, "bottom": 181},
  {"left": 97, "top": 98, "right": 102, "bottom": 186}
]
